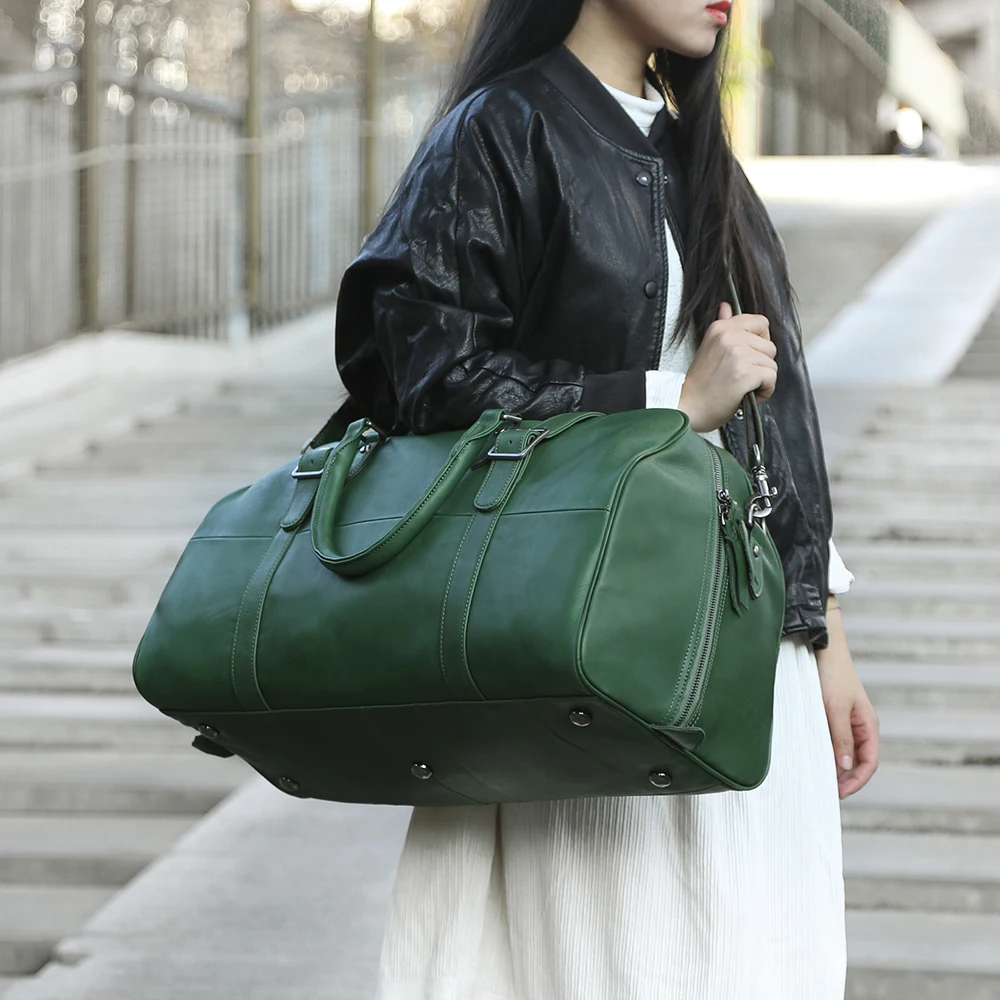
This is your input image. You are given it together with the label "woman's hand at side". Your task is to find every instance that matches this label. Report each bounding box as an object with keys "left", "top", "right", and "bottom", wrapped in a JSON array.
[
  {"left": 677, "top": 301, "right": 778, "bottom": 432},
  {"left": 816, "top": 604, "right": 880, "bottom": 799}
]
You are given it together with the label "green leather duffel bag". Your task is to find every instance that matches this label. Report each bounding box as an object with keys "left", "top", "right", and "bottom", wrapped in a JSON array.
[{"left": 132, "top": 392, "right": 785, "bottom": 806}]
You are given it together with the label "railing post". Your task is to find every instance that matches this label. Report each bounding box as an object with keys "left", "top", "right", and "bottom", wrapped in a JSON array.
[
  {"left": 77, "top": 0, "right": 101, "bottom": 331},
  {"left": 244, "top": 0, "right": 263, "bottom": 329},
  {"left": 124, "top": 50, "right": 147, "bottom": 321},
  {"left": 360, "top": 0, "right": 380, "bottom": 245},
  {"left": 726, "top": 0, "right": 763, "bottom": 159}
]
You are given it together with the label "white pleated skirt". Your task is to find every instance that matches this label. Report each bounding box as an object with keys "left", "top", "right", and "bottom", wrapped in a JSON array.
[{"left": 374, "top": 632, "right": 847, "bottom": 1000}]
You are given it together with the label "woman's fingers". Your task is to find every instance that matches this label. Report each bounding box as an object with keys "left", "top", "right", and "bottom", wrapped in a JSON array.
[
  {"left": 824, "top": 696, "right": 856, "bottom": 787},
  {"left": 751, "top": 364, "right": 777, "bottom": 400},
  {"left": 838, "top": 701, "right": 880, "bottom": 798}
]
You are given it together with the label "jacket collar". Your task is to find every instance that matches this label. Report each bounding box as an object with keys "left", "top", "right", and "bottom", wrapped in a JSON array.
[{"left": 532, "top": 42, "right": 677, "bottom": 161}]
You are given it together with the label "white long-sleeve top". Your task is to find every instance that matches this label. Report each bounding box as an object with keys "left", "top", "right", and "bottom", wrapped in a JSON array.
[{"left": 600, "top": 77, "right": 853, "bottom": 595}]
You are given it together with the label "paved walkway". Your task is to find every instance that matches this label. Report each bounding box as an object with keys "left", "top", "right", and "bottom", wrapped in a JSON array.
[{"left": 2, "top": 157, "right": 1000, "bottom": 1000}]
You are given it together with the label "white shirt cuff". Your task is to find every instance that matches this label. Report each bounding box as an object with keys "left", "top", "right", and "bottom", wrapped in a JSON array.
[
  {"left": 645, "top": 370, "right": 687, "bottom": 410},
  {"left": 828, "top": 537, "right": 854, "bottom": 595}
]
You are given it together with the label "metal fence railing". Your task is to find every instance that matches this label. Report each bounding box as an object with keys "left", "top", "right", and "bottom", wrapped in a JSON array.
[{"left": 0, "top": 58, "right": 448, "bottom": 363}]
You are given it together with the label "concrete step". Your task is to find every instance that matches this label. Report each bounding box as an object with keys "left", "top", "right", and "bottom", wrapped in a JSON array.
[
  {"left": 0, "top": 570, "right": 168, "bottom": 609},
  {"left": 858, "top": 661, "right": 1000, "bottom": 709},
  {"left": 831, "top": 462, "right": 1000, "bottom": 489},
  {"left": 842, "top": 764, "right": 1000, "bottom": 835},
  {"left": 0, "top": 382, "right": 193, "bottom": 482},
  {"left": 877, "top": 706, "right": 1000, "bottom": 765},
  {"left": 843, "top": 616, "right": 1000, "bottom": 664},
  {"left": 0, "top": 530, "right": 185, "bottom": 568},
  {"left": 0, "top": 814, "right": 196, "bottom": 886},
  {"left": 0, "top": 751, "right": 246, "bottom": 814},
  {"left": 41, "top": 446, "right": 294, "bottom": 477},
  {"left": 842, "top": 441, "right": 1000, "bottom": 467},
  {"left": 836, "top": 512, "right": 1000, "bottom": 545},
  {"left": 859, "top": 421, "right": 1000, "bottom": 443},
  {"left": 0, "top": 977, "right": 23, "bottom": 998},
  {"left": 0, "top": 694, "right": 192, "bottom": 751},
  {"left": 0, "top": 472, "right": 252, "bottom": 504},
  {"left": 840, "top": 581, "right": 1000, "bottom": 620},
  {"left": 0, "top": 885, "right": 118, "bottom": 976},
  {"left": 834, "top": 542, "right": 1000, "bottom": 583},
  {"left": 830, "top": 489, "right": 1000, "bottom": 520},
  {"left": 846, "top": 911, "right": 1000, "bottom": 999},
  {"left": 845, "top": 831, "right": 1000, "bottom": 913},
  {"left": 0, "top": 498, "right": 226, "bottom": 530},
  {"left": 0, "top": 607, "right": 150, "bottom": 645},
  {"left": 0, "top": 645, "right": 138, "bottom": 694},
  {"left": 119, "top": 419, "right": 319, "bottom": 450}
]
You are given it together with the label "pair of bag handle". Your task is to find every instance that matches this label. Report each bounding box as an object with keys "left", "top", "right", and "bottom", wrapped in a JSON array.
[{"left": 310, "top": 272, "right": 774, "bottom": 578}]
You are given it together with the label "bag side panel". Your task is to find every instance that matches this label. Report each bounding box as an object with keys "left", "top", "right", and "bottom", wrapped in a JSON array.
[{"left": 578, "top": 433, "right": 711, "bottom": 725}]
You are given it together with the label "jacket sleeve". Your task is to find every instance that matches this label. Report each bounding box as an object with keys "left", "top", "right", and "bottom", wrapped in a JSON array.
[{"left": 334, "top": 103, "right": 645, "bottom": 435}]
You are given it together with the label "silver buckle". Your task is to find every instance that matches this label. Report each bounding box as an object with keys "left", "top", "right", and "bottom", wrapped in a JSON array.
[{"left": 486, "top": 427, "right": 550, "bottom": 460}]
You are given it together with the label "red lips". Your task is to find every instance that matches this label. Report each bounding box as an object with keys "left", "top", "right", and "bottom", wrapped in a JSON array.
[{"left": 707, "top": 0, "right": 732, "bottom": 10}]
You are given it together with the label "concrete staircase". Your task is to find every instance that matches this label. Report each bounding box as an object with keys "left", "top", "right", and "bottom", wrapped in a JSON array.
[
  {"left": 0, "top": 363, "right": 338, "bottom": 995},
  {"left": 835, "top": 380, "right": 1000, "bottom": 998}
]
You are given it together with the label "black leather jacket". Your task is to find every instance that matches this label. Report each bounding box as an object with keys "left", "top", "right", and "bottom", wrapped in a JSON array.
[{"left": 331, "top": 42, "right": 835, "bottom": 650}]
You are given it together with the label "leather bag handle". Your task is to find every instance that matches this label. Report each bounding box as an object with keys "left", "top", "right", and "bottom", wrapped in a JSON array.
[
  {"left": 311, "top": 408, "right": 508, "bottom": 578},
  {"left": 726, "top": 271, "right": 776, "bottom": 525}
]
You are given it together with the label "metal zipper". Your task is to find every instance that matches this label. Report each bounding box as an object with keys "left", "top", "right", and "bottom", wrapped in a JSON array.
[{"left": 670, "top": 445, "right": 728, "bottom": 729}]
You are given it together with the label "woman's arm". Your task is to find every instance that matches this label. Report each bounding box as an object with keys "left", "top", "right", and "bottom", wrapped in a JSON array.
[
  {"left": 335, "top": 107, "right": 644, "bottom": 435},
  {"left": 817, "top": 540, "right": 880, "bottom": 798}
]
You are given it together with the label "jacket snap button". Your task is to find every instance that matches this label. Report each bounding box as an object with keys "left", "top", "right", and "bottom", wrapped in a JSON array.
[
  {"left": 635, "top": 171, "right": 651, "bottom": 186},
  {"left": 735, "top": 407, "right": 744, "bottom": 420},
  {"left": 643, "top": 280, "right": 657, "bottom": 298},
  {"left": 569, "top": 709, "right": 592, "bottom": 727},
  {"left": 753, "top": 544, "right": 760, "bottom": 557},
  {"left": 411, "top": 762, "right": 433, "bottom": 779},
  {"left": 278, "top": 776, "right": 300, "bottom": 792},
  {"left": 649, "top": 771, "right": 673, "bottom": 788}
]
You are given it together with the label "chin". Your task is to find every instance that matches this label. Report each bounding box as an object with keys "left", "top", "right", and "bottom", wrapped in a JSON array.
[{"left": 664, "top": 29, "right": 723, "bottom": 59}]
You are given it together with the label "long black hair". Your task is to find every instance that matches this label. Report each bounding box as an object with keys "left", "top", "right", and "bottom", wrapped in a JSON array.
[{"left": 417, "top": 0, "right": 796, "bottom": 349}]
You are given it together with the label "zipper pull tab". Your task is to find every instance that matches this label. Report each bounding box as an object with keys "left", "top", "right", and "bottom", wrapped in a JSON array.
[{"left": 717, "top": 488, "right": 733, "bottom": 526}]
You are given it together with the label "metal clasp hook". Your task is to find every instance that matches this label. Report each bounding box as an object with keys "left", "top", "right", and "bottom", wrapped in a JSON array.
[{"left": 746, "top": 444, "right": 777, "bottom": 528}]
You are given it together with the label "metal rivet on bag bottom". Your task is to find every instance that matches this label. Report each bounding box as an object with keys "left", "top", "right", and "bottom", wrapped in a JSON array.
[
  {"left": 196, "top": 724, "right": 219, "bottom": 738},
  {"left": 411, "top": 763, "right": 433, "bottom": 779},
  {"left": 568, "top": 710, "right": 592, "bottom": 728},
  {"left": 278, "top": 776, "right": 300, "bottom": 792},
  {"left": 648, "top": 771, "right": 673, "bottom": 788}
]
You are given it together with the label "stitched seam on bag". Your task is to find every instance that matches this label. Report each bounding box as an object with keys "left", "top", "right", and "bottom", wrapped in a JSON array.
[
  {"left": 439, "top": 514, "right": 477, "bottom": 697},
  {"left": 280, "top": 474, "right": 306, "bottom": 528},
  {"left": 474, "top": 458, "right": 503, "bottom": 510},
  {"left": 459, "top": 508, "right": 502, "bottom": 701},
  {"left": 231, "top": 534, "right": 281, "bottom": 710},
  {"left": 246, "top": 530, "right": 293, "bottom": 711},
  {"left": 666, "top": 447, "right": 714, "bottom": 722}
]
